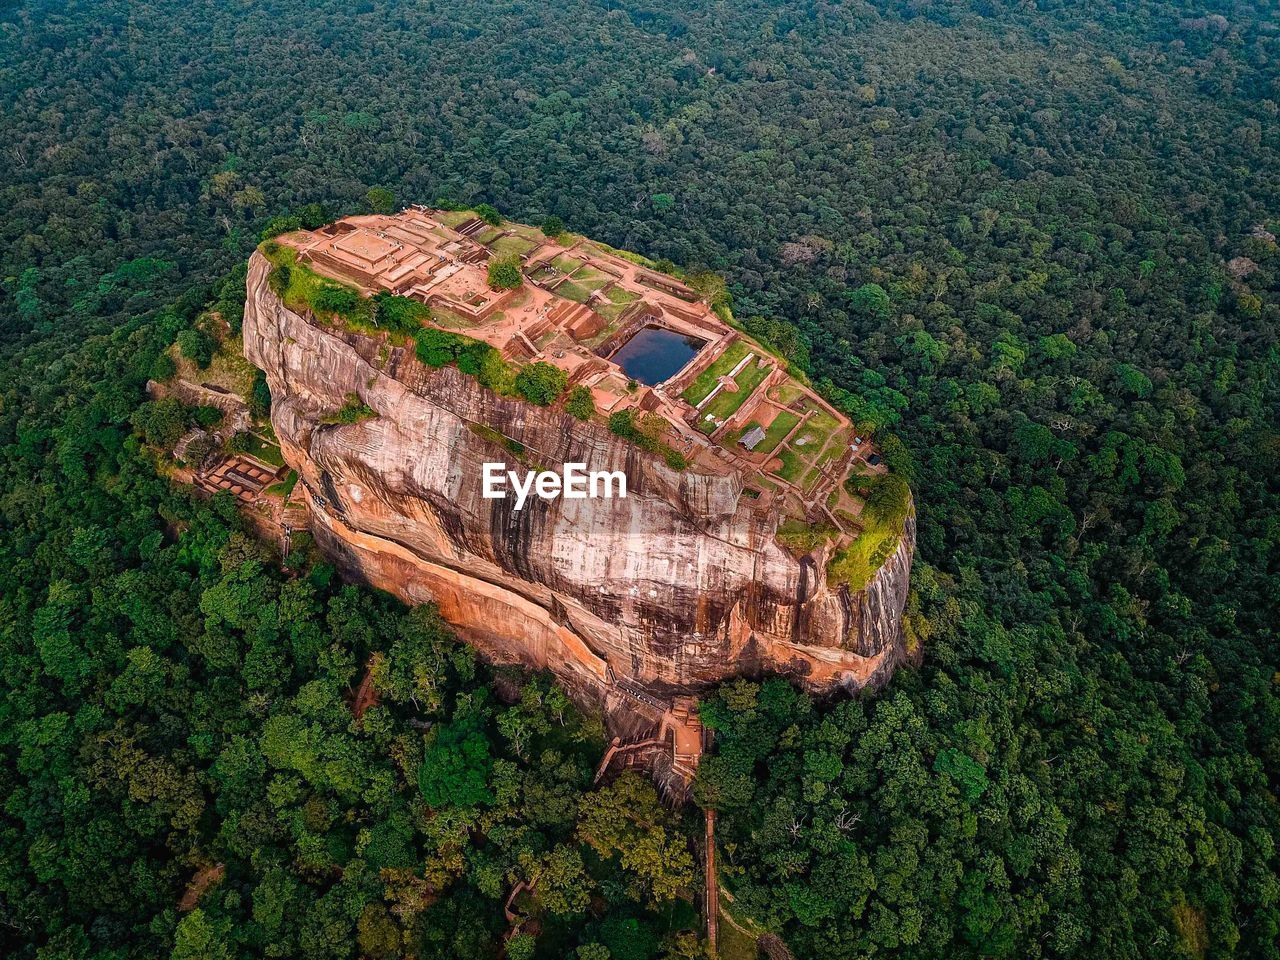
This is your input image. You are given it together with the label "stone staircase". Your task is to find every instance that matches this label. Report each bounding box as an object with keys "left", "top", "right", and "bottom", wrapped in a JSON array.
[
  {"left": 454, "top": 216, "right": 487, "bottom": 238},
  {"left": 548, "top": 298, "right": 605, "bottom": 341}
]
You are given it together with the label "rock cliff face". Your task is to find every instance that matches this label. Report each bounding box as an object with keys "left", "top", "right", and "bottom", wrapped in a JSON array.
[{"left": 242, "top": 252, "right": 914, "bottom": 707}]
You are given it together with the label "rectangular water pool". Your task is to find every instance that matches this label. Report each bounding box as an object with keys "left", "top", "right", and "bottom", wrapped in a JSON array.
[{"left": 610, "top": 325, "right": 706, "bottom": 386}]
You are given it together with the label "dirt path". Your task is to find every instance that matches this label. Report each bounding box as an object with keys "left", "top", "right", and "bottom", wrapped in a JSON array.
[
  {"left": 706, "top": 808, "right": 719, "bottom": 953},
  {"left": 178, "top": 863, "right": 225, "bottom": 912},
  {"left": 350, "top": 653, "right": 382, "bottom": 720}
]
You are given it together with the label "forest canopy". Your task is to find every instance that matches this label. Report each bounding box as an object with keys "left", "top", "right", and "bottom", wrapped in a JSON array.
[{"left": 1, "top": 0, "right": 1278, "bottom": 958}]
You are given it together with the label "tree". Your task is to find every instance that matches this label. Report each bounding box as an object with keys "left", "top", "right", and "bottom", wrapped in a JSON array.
[
  {"left": 310, "top": 283, "right": 362, "bottom": 317},
  {"left": 565, "top": 385, "right": 595, "bottom": 419},
  {"left": 416, "top": 327, "right": 459, "bottom": 366},
  {"left": 357, "top": 903, "right": 401, "bottom": 959},
  {"left": 151, "top": 351, "right": 178, "bottom": 380},
  {"left": 297, "top": 202, "right": 331, "bottom": 229},
  {"left": 183, "top": 432, "right": 218, "bottom": 466},
  {"left": 933, "top": 747, "right": 989, "bottom": 802},
  {"left": 367, "top": 186, "right": 396, "bottom": 214},
  {"left": 262, "top": 214, "right": 303, "bottom": 239},
  {"left": 742, "top": 315, "right": 810, "bottom": 369},
  {"left": 373, "top": 291, "right": 430, "bottom": 333},
  {"left": 608, "top": 409, "right": 665, "bottom": 449},
  {"left": 418, "top": 715, "right": 494, "bottom": 809},
  {"left": 231, "top": 185, "right": 266, "bottom": 213},
  {"left": 514, "top": 361, "right": 567, "bottom": 405},
  {"left": 507, "top": 933, "right": 536, "bottom": 960},
  {"left": 132, "top": 397, "right": 188, "bottom": 448},
  {"left": 847, "top": 283, "right": 890, "bottom": 318},
  {"left": 250, "top": 370, "right": 272, "bottom": 418},
  {"left": 192, "top": 405, "right": 223, "bottom": 428},
  {"left": 177, "top": 328, "right": 215, "bottom": 367},
  {"left": 660, "top": 932, "right": 707, "bottom": 959},
  {"left": 1116, "top": 362, "right": 1153, "bottom": 397},
  {"left": 600, "top": 917, "right": 659, "bottom": 960},
  {"left": 578, "top": 773, "right": 695, "bottom": 907},
  {"left": 531, "top": 845, "right": 592, "bottom": 916},
  {"left": 487, "top": 255, "right": 523, "bottom": 290},
  {"left": 475, "top": 203, "right": 501, "bottom": 225},
  {"left": 542, "top": 215, "right": 565, "bottom": 237},
  {"left": 172, "top": 910, "right": 233, "bottom": 960},
  {"left": 1037, "top": 333, "right": 1077, "bottom": 362}
]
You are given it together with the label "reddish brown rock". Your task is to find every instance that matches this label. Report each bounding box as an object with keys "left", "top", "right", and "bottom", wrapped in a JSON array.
[{"left": 242, "top": 252, "right": 913, "bottom": 711}]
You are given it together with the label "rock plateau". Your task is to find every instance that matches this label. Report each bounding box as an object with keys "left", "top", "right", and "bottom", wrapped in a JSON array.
[{"left": 241, "top": 222, "right": 914, "bottom": 755}]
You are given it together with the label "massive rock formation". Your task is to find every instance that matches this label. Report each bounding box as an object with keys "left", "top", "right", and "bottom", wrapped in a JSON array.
[{"left": 242, "top": 252, "right": 913, "bottom": 712}]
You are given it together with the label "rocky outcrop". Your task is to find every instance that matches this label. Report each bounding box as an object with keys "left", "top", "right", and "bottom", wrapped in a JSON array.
[{"left": 242, "top": 252, "right": 913, "bottom": 707}]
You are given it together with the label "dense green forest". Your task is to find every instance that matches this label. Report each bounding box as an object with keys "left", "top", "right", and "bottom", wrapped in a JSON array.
[{"left": 2, "top": 0, "right": 1278, "bottom": 958}]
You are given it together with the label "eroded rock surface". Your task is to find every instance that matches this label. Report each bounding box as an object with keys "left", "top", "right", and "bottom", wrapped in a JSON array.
[{"left": 242, "top": 252, "right": 914, "bottom": 708}]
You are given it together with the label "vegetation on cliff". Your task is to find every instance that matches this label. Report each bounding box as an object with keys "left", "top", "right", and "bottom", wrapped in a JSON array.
[
  {"left": 828, "top": 473, "right": 912, "bottom": 591},
  {"left": 322, "top": 393, "right": 378, "bottom": 425},
  {"left": 1, "top": 1, "right": 1278, "bottom": 959},
  {"left": 263, "top": 244, "right": 580, "bottom": 413},
  {"left": 513, "top": 362, "right": 569, "bottom": 407},
  {"left": 607, "top": 409, "right": 689, "bottom": 471},
  {"left": 415, "top": 327, "right": 515, "bottom": 390},
  {"left": 565, "top": 385, "right": 597, "bottom": 421},
  {"left": 265, "top": 236, "right": 713, "bottom": 474},
  {"left": 263, "top": 242, "right": 428, "bottom": 336}
]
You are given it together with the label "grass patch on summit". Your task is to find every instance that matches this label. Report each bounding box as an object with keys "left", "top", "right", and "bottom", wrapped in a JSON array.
[
  {"left": 681, "top": 340, "right": 750, "bottom": 407},
  {"left": 698, "top": 355, "right": 770, "bottom": 423},
  {"left": 754, "top": 411, "right": 800, "bottom": 453}
]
